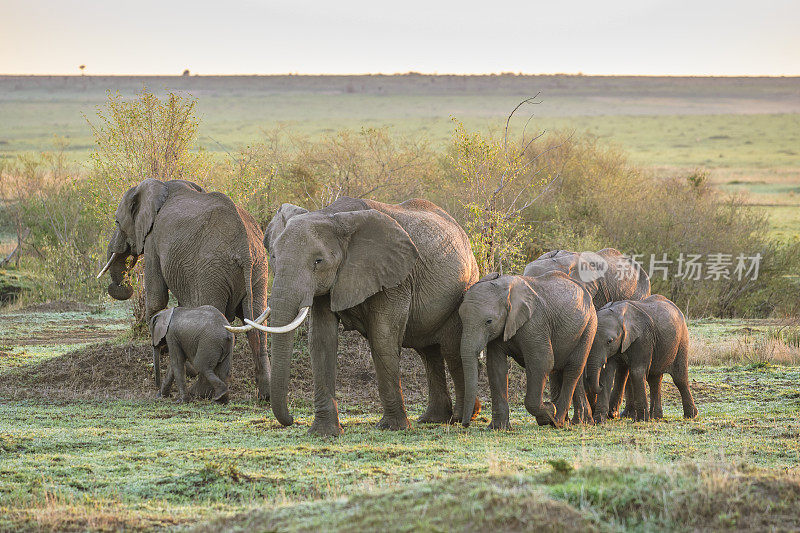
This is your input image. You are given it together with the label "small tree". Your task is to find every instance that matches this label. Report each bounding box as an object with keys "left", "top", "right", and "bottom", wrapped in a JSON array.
[{"left": 449, "top": 98, "right": 565, "bottom": 275}]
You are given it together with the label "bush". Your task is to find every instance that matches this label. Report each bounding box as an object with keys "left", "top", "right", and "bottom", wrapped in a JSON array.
[
  {"left": 3, "top": 93, "right": 796, "bottom": 319},
  {"left": 510, "top": 133, "right": 799, "bottom": 317}
]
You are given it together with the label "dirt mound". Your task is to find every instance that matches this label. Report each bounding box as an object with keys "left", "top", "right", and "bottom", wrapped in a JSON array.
[
  {"left": 0, "top": 330, "right": 516, "bottom": 412},
  {"left": 20, "top": 300, "right": 94, "bottom": 313}
]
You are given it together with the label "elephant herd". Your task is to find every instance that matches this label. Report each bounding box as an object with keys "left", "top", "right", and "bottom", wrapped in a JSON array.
[{"left": 97, "top": 178, "right": 698, "bottom": 436}]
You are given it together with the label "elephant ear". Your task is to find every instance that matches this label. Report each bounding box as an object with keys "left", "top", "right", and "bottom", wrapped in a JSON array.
[
  {"left": 503, "top": 277, "right": 543, "bottom": 342},
  {"left": 329, "top": 209, "right": 420, "bottom": 312},
  {"left": 149, "top": 308, "right": 174, "bottom": 347},
  {"left": 116, "top": 179, "right": 169, "bottom": 255},
  {"left": 618, "top": 304, "right": 646, "bottom": 353},
  {"left": 264, "top": 203, "right": 309, "bottom": 253}
]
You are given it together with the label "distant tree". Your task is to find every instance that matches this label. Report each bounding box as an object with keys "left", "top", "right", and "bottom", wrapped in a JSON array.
[
  {"left": 79, "top": 65, "right": 86, "bottom": 75},
  {"left": 182, "top": 69, "right": 190, "bottom": 76}
]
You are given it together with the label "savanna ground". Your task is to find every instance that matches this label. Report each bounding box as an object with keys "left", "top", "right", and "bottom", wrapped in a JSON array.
[{"left": 1, "top": 75, "right": 799, "bottom": 531}]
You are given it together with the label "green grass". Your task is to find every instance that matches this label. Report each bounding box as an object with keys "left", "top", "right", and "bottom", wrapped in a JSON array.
[
  {"left": 1, "top": 301, "right": 799, "bottom": 530},
  {"left": 1, "top": 362, "right": 799, "bottom": 531}
]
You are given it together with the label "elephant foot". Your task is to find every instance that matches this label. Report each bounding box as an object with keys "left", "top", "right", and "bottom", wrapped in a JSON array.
[
  {"left": 418, "top": 404, "right": 453, "bottom": 424},
  {"left": 212, "top": 385, "right": 230, "bottom": 402},
  {"left": 156, "top": 390, "right": 170, "bottom": 399},
  {"left": 214, "top": 391, "right": 230, "bottom": 404},
  {"left": 684, "top": 405, "right": 699, "bottom": 419},
  {"left": 488, "top": 418, "right": 511, "bottom": 430},
  {"left": 376, "top": 415, "right": 411, "bottom": 431},
  {"left": 571, "top": 413, "right": 594, "bottom": 426},
  {"left": 620, "top": 406, "right": 635, "bottom": 419},
  {"left": 189, "top": 380, "right": 214, "bottom": 400},
  {"left": 651, "top": 410, "right": 664, "bottom": 420},
  {"left": 257, "top": 377, "right": 270, "bottom": 403},
  {"left": 534, "top": 402, "right": 558, "bottom": 427},
  {"left": 308, "top": 419, "right": 344, "bottom": 437},
  {"left": 593, "top": 412, "right": 608, "bottom": 424}
]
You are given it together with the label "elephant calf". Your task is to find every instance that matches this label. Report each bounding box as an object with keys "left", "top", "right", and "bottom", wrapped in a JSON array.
[
  {"left": 459, "top": 272, "right": 597, "bottom": 429},
  {"left": 150, "top": 306, "right": 234, "bottom": 403},
  {"left": 586, "top": 295, "right": 698, "bottom": 422}
]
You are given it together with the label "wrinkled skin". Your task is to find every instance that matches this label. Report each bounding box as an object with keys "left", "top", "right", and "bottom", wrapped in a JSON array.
[
  {"left": 587, "top": 295, "right": 698, "bottom": 423},
  {"left": 459, "top": 272, "right": 597, "bottom": 430},
  {"left": 103, "top": 179, "right": 270, "bottom": 400},
  {"left": 265, "top": 198, "right": 480, "bottom": 436},
  {"left": 150, "top": 305, "right": 234, "bottom": 403},
  {"left": 524, "top": 248, "right": 651, "bottom": 420}
]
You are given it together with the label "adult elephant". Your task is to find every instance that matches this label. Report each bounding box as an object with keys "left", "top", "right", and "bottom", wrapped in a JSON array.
[
  {"left": 523, "top": 247, "right": 651, "bottom": 419},
  {"left": 97, "top": 178, "right": 270, "bottom": 400},
  {"left": 523, "top": 248, "right": 650, "bottom": 309},
  {"left": 240, "top": 197, "right": 480, "bottom": 436}
]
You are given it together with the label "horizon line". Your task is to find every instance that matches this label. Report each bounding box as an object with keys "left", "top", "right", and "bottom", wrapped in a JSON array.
[{"left": 2, "top": 72, "right": 800, "bottom": 78}]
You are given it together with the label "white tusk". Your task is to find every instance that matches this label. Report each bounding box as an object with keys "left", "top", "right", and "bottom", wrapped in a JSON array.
[
  {"left": 96, "top": 253, "right": 118, "bottom": 279},
  {"left": 252, "top": 306, "right": 271, "bottom": 324},
  {"left": 245, "top": 306, "right": 309, "bottom": 334},
  {"left": 225, "top": 307, "right": 271, "bottom": 333}
]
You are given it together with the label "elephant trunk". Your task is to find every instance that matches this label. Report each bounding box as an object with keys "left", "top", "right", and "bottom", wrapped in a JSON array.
[
  {"left": 586, "top": 354, "right": 603, "bottom": 396},
  {"left": 268, "top": 288, "right": 309, "bottom": 427},
  {"left": 461, "top": 341, "right": 482, "bottom": 427},
  {"left": 105, "top": 229, "right": 136, "bottom": 301}
]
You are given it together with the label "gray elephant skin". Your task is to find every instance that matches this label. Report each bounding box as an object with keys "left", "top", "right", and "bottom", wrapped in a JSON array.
[
  {"left": 150, "top": 306, "right": 234, "bottom": 403},
  {"left": 524, "top": 247, "right": 651, "bottom": 418},
  {"left": 459, "top": 272, "right": 597, "bottom": 429},
  {"left": 587, "top": 295, "right": 698, "bottom": 422},
  {"left": 101, "top": 178, "right": 270, "bottom": 400},
  {"left": 523, "top": 248, "right": 650, "bottom": 309},
  {"left": 262, "top": 197, "right": 480, "bottom": 436}
]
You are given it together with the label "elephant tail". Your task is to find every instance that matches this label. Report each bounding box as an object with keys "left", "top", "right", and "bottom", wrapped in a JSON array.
[{"left": 634, "top": 259, "right": 651, "bottom": 299}]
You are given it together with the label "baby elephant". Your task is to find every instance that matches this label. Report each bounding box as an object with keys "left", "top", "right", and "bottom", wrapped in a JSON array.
[
  {"left": 459, "top": 272, "right": 597, "bottom": 429},
  {"left": 150, "top": 305, "right": 234, "bottom": 403},
  {"left": 586, "top": 295, "right": 698, "bottom": 422}
]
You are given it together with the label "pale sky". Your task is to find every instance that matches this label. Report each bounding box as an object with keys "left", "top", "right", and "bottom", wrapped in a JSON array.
[{"left": 1, "top": 0, "right": 798, "bottom": 76}]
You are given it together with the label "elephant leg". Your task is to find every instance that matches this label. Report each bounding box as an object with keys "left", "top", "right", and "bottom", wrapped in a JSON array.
[
  {"left": 620, "top": 379, "right": 636, "bottom": 419},
  {"left": 250, "top": 278, "right": 271, "bottom": 401},
  {"left": 213, "top": 348, "right": 232, "bottom": 404},
  {"left": 416, "top": 345, "right": 453, "bottom": 424},
  {"left": 648, "top": 373, "right": 664, "bottom": 420},
  {"left": 672, "top": 345, "right": 698, "bottom": 418},
  {"left": 486, "top": 343, "right": 510, "bottom": 430},
  {"left": 144, "top": 258, "right": 169, "bottom": 392},
  {"left": 308, "top": 296, "right": 343, "bottom": 436},
  {"left": 167, "top": 339, "right": 189, "bottom": 403},
  {"left": 549, "top": 369, "right": 562, "bottom": 404},
  {"left": 560, "top": 325, "right": 594, "bottom": 427},
  {"left": 144, "top": 254, "right": 169, "bottom": 321},
  {"left": 366, "top": 292, "right": 411, "bottom": 431},
  {"left": 201, "top": 368, "right": 229, "bottom": 402},
  {"left": 570, "top": 373, "right": 593, "bottom": 425},
  {"left": 159, "top": 361, "right": 174, "bottom": 399},
  {"left": 522, "top": 344, "right": 557, "bottom": 427},
  {"left": 608, "top": 364, "right": 628, "bottom": 419},
  {"left": 629, "top": 366, "right": 649, "bottom": 422},
  {"left": 247, "top": 329, "right": 270, "bottom": 402},
  {"left": 193, "top": 345, "right": 230, "bottom": 402}
]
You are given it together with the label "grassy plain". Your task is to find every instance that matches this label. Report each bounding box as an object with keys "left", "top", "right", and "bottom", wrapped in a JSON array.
[
  {"left": 1, "top": 303, "right": 799, "bottom": 531},
  {"left": 2, "top": 74, "right": 799, "bottom": 239},
  {"left": 1, "top": 76, "right": 799, "bottom": 531}
]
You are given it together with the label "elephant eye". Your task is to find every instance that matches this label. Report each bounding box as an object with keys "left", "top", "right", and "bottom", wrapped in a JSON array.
[
  {"left": 314, "top": 258, "right": 323, "bottom": 265},
  {"left": 486, "top": 319, "right": 493, "bottom": 325},
  {"left": 606, "top": 337, "right": 613, "bottom": 345}
]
